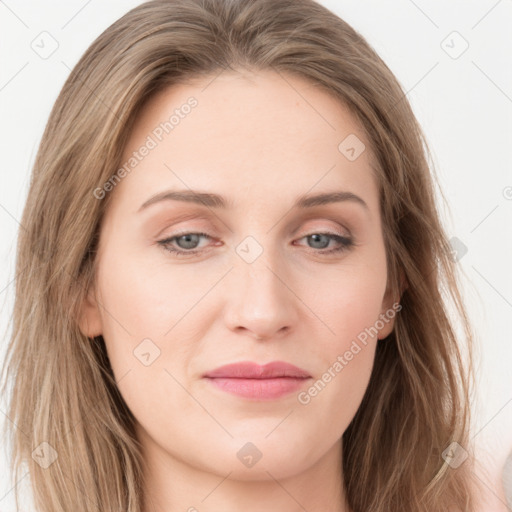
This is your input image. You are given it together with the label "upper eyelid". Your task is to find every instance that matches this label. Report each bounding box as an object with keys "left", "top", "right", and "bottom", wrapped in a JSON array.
[
  {"left": 159, "top": 227, "right": 350, "bottom": 239},
  {"left": 157, "top": 216, "right": 353, "bottom": 237}
]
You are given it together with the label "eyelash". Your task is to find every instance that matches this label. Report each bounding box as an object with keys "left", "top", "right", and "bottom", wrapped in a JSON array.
[{"left": 157, "top": 231, "right": 355, "bottom": 258}]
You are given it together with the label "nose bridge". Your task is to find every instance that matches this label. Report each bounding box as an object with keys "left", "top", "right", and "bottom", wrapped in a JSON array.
[{"left": 224, "top": 234, "right": 298, "bottom": 339}]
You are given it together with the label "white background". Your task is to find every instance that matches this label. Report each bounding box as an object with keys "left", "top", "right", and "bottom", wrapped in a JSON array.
[{"left": 1, "top": 1, "right": 511, "bottom": 510}]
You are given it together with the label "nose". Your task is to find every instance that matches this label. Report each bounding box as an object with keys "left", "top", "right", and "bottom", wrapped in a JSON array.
[{"left": 223, "top": 250, "right": 299, "bottom": 341}]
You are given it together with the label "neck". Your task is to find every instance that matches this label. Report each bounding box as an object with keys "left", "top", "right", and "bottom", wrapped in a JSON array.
[{"left": 139, "top": 432, "right": 349, "bottom": 512}]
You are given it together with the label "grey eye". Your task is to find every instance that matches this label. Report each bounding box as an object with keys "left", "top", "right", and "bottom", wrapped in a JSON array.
[{"left": 174, "top": 233, "right": 203, "bottom": 250}]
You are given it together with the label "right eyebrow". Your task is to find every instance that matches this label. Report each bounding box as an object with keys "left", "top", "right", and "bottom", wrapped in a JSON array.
[{"left": 138, "top": 190, "right": 232, "bottom": 212}]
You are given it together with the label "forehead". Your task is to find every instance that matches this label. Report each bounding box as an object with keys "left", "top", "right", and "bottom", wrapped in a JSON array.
[{"left": 110, "top": 68, "right": 379, "bottom": 216}]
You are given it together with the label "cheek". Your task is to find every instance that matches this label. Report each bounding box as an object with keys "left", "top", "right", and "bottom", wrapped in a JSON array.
[
  {"left": 96, "top": 247, "right": 218, "bottom": 342},
  {"left": 93, "top": 251, "right": 197, "bottom": 388},
  {"left": 94, "top": 253, "right": 206, "bottom": 430},
  {"left": 297, "top": 342, "right": 376, "bottom": 446},
  {"left": 311, "top": 265, "right": 387, "bottom": 354},
  {"left": 297, "top": 290, "right": 379, "bottom": 440},
  {"left": 296, "top": 266, "right": 385, "bottom": 422}
]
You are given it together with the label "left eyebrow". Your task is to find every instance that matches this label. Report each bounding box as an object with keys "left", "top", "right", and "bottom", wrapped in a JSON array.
[
  {"left": 294, "top": 191, "right": 369, "bottom": 211},
  {"left": 137, "top": 189, "right": 369, "bottom": 213}
]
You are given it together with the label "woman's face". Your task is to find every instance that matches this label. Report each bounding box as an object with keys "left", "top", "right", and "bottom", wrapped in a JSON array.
[{"left": 80, "top": 69, "right": 397, "bottom": 482}]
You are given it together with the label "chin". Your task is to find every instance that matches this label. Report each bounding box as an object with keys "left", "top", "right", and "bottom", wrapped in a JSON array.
[{"left": 204, "top": 433, "right": 320, "bottom": 481}]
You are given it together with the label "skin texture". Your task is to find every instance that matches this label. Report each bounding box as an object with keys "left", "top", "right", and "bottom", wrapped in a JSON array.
[{"left": 79, "top": 68, "right": 398, "bottom": 512}]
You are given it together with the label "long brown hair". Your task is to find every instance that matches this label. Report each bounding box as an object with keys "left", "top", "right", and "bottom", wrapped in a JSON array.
[{"left": 1, "top": 0, "right": 481, "bottom": 510}]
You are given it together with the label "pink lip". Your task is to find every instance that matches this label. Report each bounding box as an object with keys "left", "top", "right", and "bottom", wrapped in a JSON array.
[{"left": 203, "top": 361, "right": 311, "bottom": 400}]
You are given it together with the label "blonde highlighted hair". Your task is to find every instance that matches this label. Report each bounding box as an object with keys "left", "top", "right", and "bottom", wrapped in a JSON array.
[{"left": 1, "top": 0, "right": 481, "bottom": 510}]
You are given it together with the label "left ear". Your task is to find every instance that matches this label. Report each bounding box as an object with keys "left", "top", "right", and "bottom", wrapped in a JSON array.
[{"left": 377, "top": 269, "right": 407, "bottom": 340}]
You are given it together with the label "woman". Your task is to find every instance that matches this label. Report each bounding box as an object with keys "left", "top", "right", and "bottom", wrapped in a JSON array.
[{"left": 0, "top": 0, "right": 482, "bottom": 510}]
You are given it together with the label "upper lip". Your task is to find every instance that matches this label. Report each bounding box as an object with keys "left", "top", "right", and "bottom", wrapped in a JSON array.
[{"left": 203, "top": 361, "right": 311, "bottom": 379}]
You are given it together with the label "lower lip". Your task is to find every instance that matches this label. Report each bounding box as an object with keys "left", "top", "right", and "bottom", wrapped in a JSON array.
[{"left": 205, "top": 377, "right": 310, "bottom": 400}]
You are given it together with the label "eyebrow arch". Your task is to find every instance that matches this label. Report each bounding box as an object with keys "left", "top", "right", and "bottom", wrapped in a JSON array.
[{"left": 138, "top": 189, "right": 369, "bottom": 212}]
